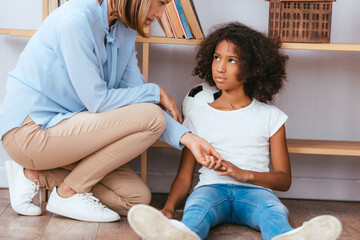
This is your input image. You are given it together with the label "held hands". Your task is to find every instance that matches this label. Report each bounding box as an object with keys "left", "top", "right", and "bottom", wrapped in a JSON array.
[
  {"left": 180, "top": 132, "right": 223, "bottom": 169},
  {"left": 159, "top": 86, "right": 182, "bottom": 123},
  {"left": 216, "top": 160, "right": 251, "bottom": 183}
]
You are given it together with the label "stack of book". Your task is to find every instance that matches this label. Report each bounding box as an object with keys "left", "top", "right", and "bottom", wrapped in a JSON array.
[
  {"left": 157, "top": 0, "right": 204, "bottom": 40},
  {"left": 48, "top": 0, "right": 68, "bottom": 14}
]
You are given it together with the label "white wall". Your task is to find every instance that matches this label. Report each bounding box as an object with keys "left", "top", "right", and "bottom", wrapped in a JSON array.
[
  {"left": 0, "top": 0, "right": 43, "bottom": 187},
  {"left": 1, "top": 0, "right": 359, "bottom": 201}
]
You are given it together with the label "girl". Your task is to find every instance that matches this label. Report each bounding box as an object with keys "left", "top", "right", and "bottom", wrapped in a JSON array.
[
  {"left": 127, "top": 22, "right": 342, "bottom": 239},
  {"left": 1, "top": 0, "right": 221, "bottom": 222}
]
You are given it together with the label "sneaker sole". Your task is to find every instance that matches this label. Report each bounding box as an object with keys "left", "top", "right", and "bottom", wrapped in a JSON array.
[
  {"left": 46, "top": 189, "right": 120, "bottom": 223},
  {"left": 5, "top": 160, "right": 41, "bottom": 216},
  {"left": 46, "top": 203, "right": 120, "bottom": 222},
  {"left": 128, "top": 204, "right": 200, "bottom": 240},
  {"left": 273, "top": 215, "right": 342, "bottom": 240}
]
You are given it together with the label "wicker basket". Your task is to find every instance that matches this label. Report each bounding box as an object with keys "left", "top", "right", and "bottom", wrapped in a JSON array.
[{"left": 266, "top": 0, "right": 336, "bottom": 43}]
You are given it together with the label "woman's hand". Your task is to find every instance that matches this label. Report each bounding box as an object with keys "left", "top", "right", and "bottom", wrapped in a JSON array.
[
  {"left": 159, "top": 86, "right": 182, "bottom": 123},
  {"left": 160, "top": 208, "right": 174, "bottom": 219},
  {"left": 180, "top": 132, "right": 223, "bottom": 169},
  {"left": 216, "top": 160, "right": 251, "bottom": 183}
]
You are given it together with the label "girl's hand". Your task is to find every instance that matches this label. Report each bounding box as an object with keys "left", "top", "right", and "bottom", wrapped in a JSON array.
[
  {"left": 180, "top": 132, "right": 223, "bottom": 169},
  {"left": 160, "top": 208, "right": 174, "bottom": 219},
  {"left": 217, "top": 160, "right": 252, "bottom": 183},
  {"left": 159, "top": 86, "right": 182, "bottom": 123}
]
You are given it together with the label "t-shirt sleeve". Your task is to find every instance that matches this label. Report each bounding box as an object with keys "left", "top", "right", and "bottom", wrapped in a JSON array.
[{"left": 269, "top": 107, "right": 288, "bottom": 137}]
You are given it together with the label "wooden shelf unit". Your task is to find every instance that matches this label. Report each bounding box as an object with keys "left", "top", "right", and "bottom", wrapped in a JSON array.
[
  {"left": 0, "top": 32, "right": 359, "bottom": 181},
  {"left": 1, "top": 2, "right": 359, "bottom": 184}
]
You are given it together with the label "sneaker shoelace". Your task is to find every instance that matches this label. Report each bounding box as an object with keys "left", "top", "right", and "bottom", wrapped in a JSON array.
[
  {"left": 29, "top": 179, "right": 40, "bottom": 200},
  {"left": 80, "top": 193, "right": 106, "bottom": 210},
  {"left": 23, "top": 179, "right": 41, "bottom": 209}
]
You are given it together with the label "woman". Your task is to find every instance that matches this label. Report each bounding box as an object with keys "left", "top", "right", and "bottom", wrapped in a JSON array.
[{"left": 0, "top": 0, "right": 221, "bottom": 222}]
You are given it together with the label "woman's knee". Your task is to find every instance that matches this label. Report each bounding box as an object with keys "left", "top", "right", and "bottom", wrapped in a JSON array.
[
  {"left": 120, "top": 185, "right": 152, "bottom": 214},
  {"left": 132, "top": 184, "right": 152, "bottom": 206},
  {"left": 139, "top": 103, "right": 166, "bottom": 134}
]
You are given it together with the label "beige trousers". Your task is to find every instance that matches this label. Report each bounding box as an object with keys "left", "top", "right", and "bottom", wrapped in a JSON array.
[{"left": 2, "top": 103, "right": 166, "bottom": 215}]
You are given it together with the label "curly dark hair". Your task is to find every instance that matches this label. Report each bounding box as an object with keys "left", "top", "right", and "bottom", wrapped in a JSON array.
[{"left": 193, "top": 22, "right": 288, "bottom": 103}]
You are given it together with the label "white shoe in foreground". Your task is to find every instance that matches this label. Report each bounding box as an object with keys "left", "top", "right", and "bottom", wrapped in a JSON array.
[
  {"left": 5, "top": 160, "right": 42, "bottom": 216},
  {"left": 128, "top": 204, "right": 200, "bottom": 240},
  {"left": 46, "top": 187, "right": 120, "bottom": 222},
  {"left": 272, "top": 215, "right": 342, "bottom": 240}
]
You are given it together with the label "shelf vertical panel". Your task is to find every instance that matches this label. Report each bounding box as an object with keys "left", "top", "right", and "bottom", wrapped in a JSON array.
[
  {"left": 142, "top": 42, "right": 150, "bottom": 82},
  {"left": 42, "top": 0, "right": 49, "bottom": 21},
  {"left": 140, "top": 41, "right": 150, "bottom": 183}
]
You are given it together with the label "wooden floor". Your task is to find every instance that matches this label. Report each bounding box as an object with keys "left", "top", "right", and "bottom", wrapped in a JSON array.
[{"left": 0, "top": 189, "right": 359, "bottom": 240}]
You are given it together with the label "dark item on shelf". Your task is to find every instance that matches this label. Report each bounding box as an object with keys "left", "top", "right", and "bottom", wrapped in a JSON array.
[{"left": 266, "top": 0, "right": 336, "bottom": 43}]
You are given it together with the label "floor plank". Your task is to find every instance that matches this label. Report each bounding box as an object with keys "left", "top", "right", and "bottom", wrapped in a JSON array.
[
  {"left": 0, "top": 188, "right": 359, "bottom": 240},
  {"left": 41, "top": 213, "right": 99, "bottom": 240},
  {"left": 0, "top": 202, "right": 8, "bottom": 215},
  {"left": 282, "top": 199, "right": 329, "bottom": 227},
  {"left": 97, "top": 218, "right": 141, "bottom": 240},
  {"left": 207, "top": 224, "right": 262, "bottom": 240},
  {"left": 0, "top": 204, "right": 52, "bottom": 239},
  {"left": 320, "top": 201, "right": 360, "bottom": 239}
]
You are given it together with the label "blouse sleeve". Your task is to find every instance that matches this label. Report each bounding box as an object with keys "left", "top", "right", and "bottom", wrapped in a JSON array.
[{"left": 119, "top": 47, "right": 146, "bottom": 88}]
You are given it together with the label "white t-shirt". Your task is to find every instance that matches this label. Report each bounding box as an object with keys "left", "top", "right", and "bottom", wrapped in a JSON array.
[{"left": 183, "top": 99, "right": 288, "bottom": 189}]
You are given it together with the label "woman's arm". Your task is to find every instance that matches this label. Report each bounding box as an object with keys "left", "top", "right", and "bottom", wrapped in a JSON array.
[
  {"left": 161, "top": 147, "right": 197, "bottom": 219},
  {"left": 217, "top": 125, "right": 291, "bottom": 191}
]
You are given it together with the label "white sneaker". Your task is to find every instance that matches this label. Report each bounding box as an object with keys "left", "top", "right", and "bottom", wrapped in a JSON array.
[
  {"left": 128, "top": 204, "right": 200, "bottom": 240},
  {"left": 46, "top": 187, "right": 120, "bottom": 222},
  {"left": 5, "top": 160, "right": 42, "bottom": 216},
  {"left": 272, "top": 215, "right": 342, "bottom": 240}
]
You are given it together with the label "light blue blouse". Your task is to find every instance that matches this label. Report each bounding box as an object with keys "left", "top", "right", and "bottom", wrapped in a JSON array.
[{"left": 0, "top": 0, "right": 189, "bottom": 149}]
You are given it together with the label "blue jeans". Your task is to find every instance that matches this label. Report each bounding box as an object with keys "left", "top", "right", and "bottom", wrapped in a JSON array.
[{"left": 181, "top": 184, "right": 293, "bottom": 240}]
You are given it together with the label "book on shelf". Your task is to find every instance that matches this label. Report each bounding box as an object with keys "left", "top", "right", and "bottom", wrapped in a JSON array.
[
  {"left": 165, "top": 0, "right": 186, "bottom": 38},
  {"left": 173, "top": 0, "right": 193, "bottom": 39},
  {"left": 157, "top": 9, "right": 175, "bottom": 38},
  {"left": 179, "top": 0, "right": 204, "bottom": 39},
  {"left": 165, "top": 8, "right": 177, "bottom": 37}
]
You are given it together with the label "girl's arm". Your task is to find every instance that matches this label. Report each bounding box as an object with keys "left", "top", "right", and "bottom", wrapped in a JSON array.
[
  {"left": 161, "top": 147, "right": 197, "bottom": 219},
  {"left": 218, "top": 125, "right": 291, "bottom": 191}
]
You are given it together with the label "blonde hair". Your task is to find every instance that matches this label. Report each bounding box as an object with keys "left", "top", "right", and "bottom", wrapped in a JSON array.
[{"left": 98, "top": 0, "right": 151, "bottom": 37}]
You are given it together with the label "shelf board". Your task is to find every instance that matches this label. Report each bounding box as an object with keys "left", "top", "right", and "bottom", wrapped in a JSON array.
[
  {"left": 136, "top": 36, "right": 360, "bottom": 51},
  {"left": 0, "top": 29, "right": 36, "bottom": 37},
  {"left": 152, "top": 139, "right": 360, "bottom": 157},
  {"left": 281, "top": 43, "right": 360, "bottom": 52},
  {"left": 152, "top": 141, "right": 173, "bottom": 148},
  {"left": 287, "top": 139, "right": 360, "bottom": 156},
  {"left": 1, "top": 30, "right": 360, "bottom": 52},
  {"left": 136, "top": 36, "right": 202, "bottom": 45}
]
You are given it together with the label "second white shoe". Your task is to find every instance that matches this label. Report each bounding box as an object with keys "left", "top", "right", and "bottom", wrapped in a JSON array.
[
  {"left": 128, "top": 204, "right": 200, "bottom": 240},
  {"left": 5, "top": 160, "right": 42, "bottom": 216},
  {"left": 46, "top": 187, "right": 120, "bottom": 222},
  {"left": 272, "top": 215, "right": 342, "bottom": 240}
]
